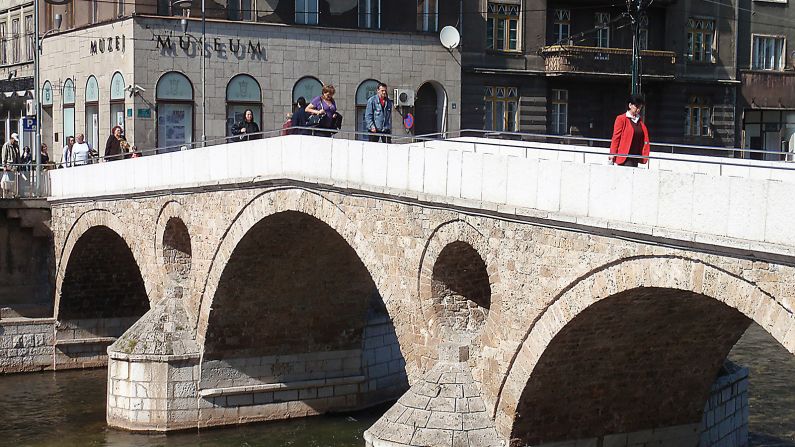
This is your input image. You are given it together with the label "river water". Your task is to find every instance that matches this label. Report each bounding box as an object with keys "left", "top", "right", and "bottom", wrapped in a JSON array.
[{"left": 0, "top": 323, "right": 791, "bottom": 447}]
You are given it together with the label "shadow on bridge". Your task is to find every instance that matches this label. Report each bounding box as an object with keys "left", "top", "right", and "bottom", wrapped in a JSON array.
[
  {"left": 57, "top": 226, "right": 150, "bottom": 369},
  {"left": 199, "top": 211, "right": 407, "bottom": 425}
]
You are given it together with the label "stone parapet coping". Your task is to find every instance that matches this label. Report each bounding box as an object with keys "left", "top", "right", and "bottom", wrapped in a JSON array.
[
  {"left": 0, "top": 317, "right": 56, "bottom": 325},
  {"left": 55, "top": 336, "right": 117, "bottom": 346},
  {"left": 48, "top": 174, "right": 795, "bottom": 263},
  {"left": 107, "top": 350, "right": 200, "bottom": 362},
  {"left": 199, "top": 375, "right": 367, "bottom": 398}
]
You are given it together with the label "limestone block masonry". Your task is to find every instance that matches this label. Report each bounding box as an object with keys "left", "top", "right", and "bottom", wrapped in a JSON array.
[
  {"left": 0, "top": 318, "right": 55, "bottom": 373},
  {"left": 699, "top": 362, "right": 749, "bottom": 447},
  {"left": 43, "top": 136, "right": 795, "bottom": 444}
]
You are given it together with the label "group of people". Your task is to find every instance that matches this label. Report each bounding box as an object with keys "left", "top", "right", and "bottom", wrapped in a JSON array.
[
  {"left": 237, "top": 82, "right": 395, "bottom": 142},
  {"left": 60, "top": 125, "right": 136, "bottom": 167},
  {"left": 0, "top": 132, "right": 53, "bottom": 198}
]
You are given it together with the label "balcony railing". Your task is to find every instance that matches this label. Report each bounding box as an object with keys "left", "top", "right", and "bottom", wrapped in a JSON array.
[{"left": 541, "top": 45, "right": 677, "bottom": 77}]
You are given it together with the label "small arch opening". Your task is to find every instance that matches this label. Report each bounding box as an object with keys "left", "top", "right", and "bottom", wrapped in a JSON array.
[
  {"left": 431, "top": 241, "right": 491, "bottom": 335},
  {"left": 162, "top": 217, "right": 191, "bottom": 282}
]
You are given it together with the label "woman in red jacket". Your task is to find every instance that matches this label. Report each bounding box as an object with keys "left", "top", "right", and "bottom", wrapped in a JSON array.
[{"left": 610, "top": 94, "right": 650, "bottom": 167}]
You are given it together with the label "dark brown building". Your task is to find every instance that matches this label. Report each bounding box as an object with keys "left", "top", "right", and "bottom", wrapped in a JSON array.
[
  {"left": 461, "top": 0, "right": 743, "bottom": 149},
  {"left": 736, "top": 0, "right": 795, "bottom": 160}
]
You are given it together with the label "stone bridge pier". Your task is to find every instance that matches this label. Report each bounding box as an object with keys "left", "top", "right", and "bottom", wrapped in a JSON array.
[{"left": 45, "top": 136, "right": 795, "bottom": 446}]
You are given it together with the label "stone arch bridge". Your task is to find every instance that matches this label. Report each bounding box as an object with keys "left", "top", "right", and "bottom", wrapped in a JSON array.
[{"left": 46, "top": 136, "right": 795, "bottom": 446}]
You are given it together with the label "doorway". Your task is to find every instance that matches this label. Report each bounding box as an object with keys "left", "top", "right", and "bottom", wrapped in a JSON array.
[{"left": 414, "top": 82, "right": 446, "bottom": 137}]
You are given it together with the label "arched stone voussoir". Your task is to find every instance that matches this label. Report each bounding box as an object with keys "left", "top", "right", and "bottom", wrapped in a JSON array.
[
  {"left": 55, "top": 208, "right": 157, "bottom": 318},
  {"left": 195, "top": 188, "right": 391, "bottom": 345},
  {"left": 493, "top": 255, "right": 794, "bottom": 440}
]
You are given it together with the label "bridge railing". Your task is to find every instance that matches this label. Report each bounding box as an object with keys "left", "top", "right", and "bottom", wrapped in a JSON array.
[
  {"left": 42, "top": 127, "right": 795, "bottom": 170},
  {"left": 0, "top": 164, "right": 51, "bottom": 199}
]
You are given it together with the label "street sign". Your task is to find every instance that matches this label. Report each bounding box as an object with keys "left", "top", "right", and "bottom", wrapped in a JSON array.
[
  {"left": 403, "top": 113, "right": 414, "bottom": 129},
  {"left": 22, "top": 117, "right": 37, "bottom": 132}
]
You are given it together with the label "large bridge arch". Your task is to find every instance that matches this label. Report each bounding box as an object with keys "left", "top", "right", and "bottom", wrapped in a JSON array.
[
  {"left": 54, "top": 210, "right": 152, "bottom": 368},
  {"left": 55, "top": 209, "right": 155, "bottom": 318},
  {"left": 494, "top": 255, "right": 795, "bottom": 443},
  {"left": 196, "top": 188, "right": 392, "bottom": 343},
  {"left": 195, "top": 189, "right": 409, "bottom": 424}
]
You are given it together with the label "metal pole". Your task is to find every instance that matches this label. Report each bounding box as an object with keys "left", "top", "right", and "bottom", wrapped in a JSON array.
[
  {"left": 628, "top": 0, "right": 645, "bottom": 95},
  {"left": 631, "top": 15, "right": 640, "bottom": 94},
  {"left": 33, "top": 0, "right": 41, "bottom": 194},
  {"left": 201, "top": 0, "right": 206, "bottom": 147}
]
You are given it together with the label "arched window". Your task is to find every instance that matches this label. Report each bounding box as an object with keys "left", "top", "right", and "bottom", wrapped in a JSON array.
[
  {"left": 41, "top": 81, "right": 53, "bottom": 151},
  {"left": 355, "top": 79, "right": 379, "bottom": 140},
  {"left": 85, "top": 76, "right": 100, "bottom": 149},
  {"left": 62, "top": 78, "right": 75, "bottom": 144},
  {"left": 292, "top": 76, "right": 323, "bottom": 105},
  {"left": 110, "top": 72, "right": 126, "bottom": 132},
  {"left": 226, "top": 74, "right": 262, "bottom": 137},
  {"left": 156, "top": 72, "right": 194, "bottom": 151}
]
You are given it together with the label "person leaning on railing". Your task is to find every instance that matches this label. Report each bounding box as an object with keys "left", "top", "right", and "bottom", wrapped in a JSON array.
[{"left": 1, "top": 133, "right": 21, "bottom": 198}]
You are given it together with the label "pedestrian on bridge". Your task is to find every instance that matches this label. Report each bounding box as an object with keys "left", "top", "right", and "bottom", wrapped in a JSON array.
[
  {"left": 231, "top": 109, "right": 262, "bottom": 141},
  {"left": 1, "top": 133, "right": 20, "bottom": 198},
  {"left": 365, "top": 82, "right": 393, "bottom": 143},
  {"left": 609, "top": 94, "right": 650, "bottom": 167}
]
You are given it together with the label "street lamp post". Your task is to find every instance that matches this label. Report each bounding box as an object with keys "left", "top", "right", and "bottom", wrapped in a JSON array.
[
  {"left": 33, "top": 0, "right": 61, "bottom": 194},
  {"left": 627, "top": 0, "right": 650, "bottom": 95},
  {"left": 173, "top": 0, "right": 205, "bottom": 147}
]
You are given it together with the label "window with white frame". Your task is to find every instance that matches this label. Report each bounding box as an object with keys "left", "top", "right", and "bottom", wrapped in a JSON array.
[
  {"left": 417, "top": 0, "right": 438, "bottom": 32},
  {"left": 686, "top": 18, "right": 716, "bottom": 63},
  {"left": 752, "top": 35, "right": 785, "bottom": 70},
  {"left": 552, "top": 9, "right": 570, "bottom": 44},
  {"left": 0, "top": 22, "right": 6, "bottom": 65},
  {"left": 595, "top": 12, "right": 610, "bottom": 47},
  {"left": 484, "top": 86, "right": 518, "bottom": 132},
  {"left": 228, "top": 0, "right": 254, "bottom": 21},
  {"left": 295, "top": 0, "right": 319, "bottom": 25},
  {"left": 486, "top": 3, "right": 520, "bottom": 51},
  {"left": 12, "top": 18, "right": 20, "bottom": 63},
  {"left": 685, "top": 96, "right": 712, "bottom": 137},
  {"left": 359, "top": 0, "right": 380, "bottom": 29},
  {"left": 25, "top": 15, "right": 33, "bottom": 61},
  {"left": 117, "top": 0, "right": 125, "bottom": 16},
  {"left": 91, "top": 0, "right": 98, "bottom": 23},
  {"left": 551, "top": 89, "right": 568, "bottom": 135}
]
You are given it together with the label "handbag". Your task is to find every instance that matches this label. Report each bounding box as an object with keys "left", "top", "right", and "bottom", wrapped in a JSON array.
[{"left": 307, "top": 112, "right": 323, "bottom": 127}]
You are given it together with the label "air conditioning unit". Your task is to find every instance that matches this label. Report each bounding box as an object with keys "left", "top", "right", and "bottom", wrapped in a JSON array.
[
  {"left": 25, "top": 99, "right": 35, "bottom": 116},
  {"left": 394, "top": 89, "right": 415, "bottom": 107}
]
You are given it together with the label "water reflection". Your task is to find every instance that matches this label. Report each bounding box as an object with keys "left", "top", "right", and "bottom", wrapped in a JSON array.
[
  {"left": 0, "top": 322, "right": 793, "bottom": 446},
  {"left": 0, "top": 368, "right": 381, "bottom": 447},
  {"left": 729, "top": 323, "right": 795, "bottom": 446}
]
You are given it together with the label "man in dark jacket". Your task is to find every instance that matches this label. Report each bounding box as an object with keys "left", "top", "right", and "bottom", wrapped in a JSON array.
[
  {"left": 290, "top": 97, "right": 309, "bottom": 135},
  {"left": 231, "top": 109, "right": 261, "bottom": 141}
]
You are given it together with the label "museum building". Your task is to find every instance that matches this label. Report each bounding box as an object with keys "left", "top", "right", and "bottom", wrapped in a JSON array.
[{"left": 38, "top": 1, "right": 461, "bottom": 159}]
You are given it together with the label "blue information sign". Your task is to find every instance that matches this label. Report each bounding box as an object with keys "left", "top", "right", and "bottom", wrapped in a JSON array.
[{"left": 22, "top": 117, "right": 37, "bottom": 131}]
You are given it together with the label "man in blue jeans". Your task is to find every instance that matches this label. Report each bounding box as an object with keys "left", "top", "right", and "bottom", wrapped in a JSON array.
[{"left": 365, "top": 82, "right": 393, "bottom": 143}]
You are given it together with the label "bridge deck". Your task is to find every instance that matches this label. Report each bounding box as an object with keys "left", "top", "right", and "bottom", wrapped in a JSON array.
[{"left": 47, "top": 135, "right": 795, "bottom": 258}]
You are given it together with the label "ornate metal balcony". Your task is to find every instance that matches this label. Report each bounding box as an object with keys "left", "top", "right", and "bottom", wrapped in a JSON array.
[{"left": 541, "top": 45, "right": 677, "bottom": 78}]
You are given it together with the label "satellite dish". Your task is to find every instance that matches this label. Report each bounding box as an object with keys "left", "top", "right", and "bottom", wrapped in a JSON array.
[{"left": 440, "top": 26, "right": 461, "bottom": 50}]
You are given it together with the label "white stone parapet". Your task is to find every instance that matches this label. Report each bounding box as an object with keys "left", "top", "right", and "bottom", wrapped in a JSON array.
[{"left": 47, "top": 136, "right": 795, "bottom": 257}]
